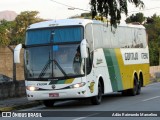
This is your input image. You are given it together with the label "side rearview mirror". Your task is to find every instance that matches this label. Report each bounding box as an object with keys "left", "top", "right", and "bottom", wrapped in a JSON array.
[
  {"left": 80, "top": 39, "right": 88, "bottom": 59},
  {"left": 14, "top": 44, "right": 22, "bottom": 63}
]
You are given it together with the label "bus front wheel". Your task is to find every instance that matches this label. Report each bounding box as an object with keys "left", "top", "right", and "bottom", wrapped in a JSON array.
[{"left": 90, "top": 82, "right": 102, "bottom": 105}]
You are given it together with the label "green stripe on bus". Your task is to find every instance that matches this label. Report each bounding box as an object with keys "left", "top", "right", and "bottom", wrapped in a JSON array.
[
  {"left": 103, "top": 49, "right": 123, "bottom": 91},
  {"left": 49, "top": 79, "right": 74, "bottom": 84},
  {"left": 49, "top": 80, "right": 65, "bottom": 84}
]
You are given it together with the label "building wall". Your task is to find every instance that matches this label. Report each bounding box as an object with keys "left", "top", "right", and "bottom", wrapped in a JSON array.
[
  {"left": 0, "top": 81, "right": 26, "bottom": 100},
  {"left": 0, "top": 46, "right": 24, "bottom": 80},
  {"left": 150, "top": 66, "right": 160, "bottom": 78}
]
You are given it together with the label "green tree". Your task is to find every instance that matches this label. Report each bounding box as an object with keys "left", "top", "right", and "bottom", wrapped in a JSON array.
[
  {"left": 90, "top": 0, "right": 144, "bottom": 27},
  {"left": 11, "top": 11, "right": 43, "bottom": 45},
  {"left": 0, "top": 11, "right": 43, "bottom": 46},
  {"left": 81, "top": 13, "right": 92, "bottom": 19},
  {"left": 126, "top": 12, "right": 145, "bottom": 24},
  {"left": 0, "top": 20, "right": 15, "bottom": 46},
  {"left": 145, "top": 14, "right": 160, "bottom": 66},
  {"left": 69, "top": 12, "right": 92, "bottom": 19},
  {"left": 149, "top": 39, "right": 159, "bottom": 66},
  {"left": 145, "top": 14, "right": 160, "bottom": 40}
]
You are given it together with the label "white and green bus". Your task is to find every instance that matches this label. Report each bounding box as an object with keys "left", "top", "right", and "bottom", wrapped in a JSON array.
[{"left": 14, "top": 19, "right": 150, "bottom": 107}]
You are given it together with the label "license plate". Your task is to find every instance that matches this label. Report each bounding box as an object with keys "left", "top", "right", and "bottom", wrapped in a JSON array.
[{"left": 49, "top": 93, "right": 59, "bottom": 97}]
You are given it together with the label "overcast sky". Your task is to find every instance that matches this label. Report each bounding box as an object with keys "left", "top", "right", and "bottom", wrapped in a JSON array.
[{"left": 0, "top": 0, "right": 160, "bottom": 20}]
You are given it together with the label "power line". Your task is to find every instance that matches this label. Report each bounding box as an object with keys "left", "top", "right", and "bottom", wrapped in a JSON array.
[
  {"left": 50, "top": 0, "right": 90, "bottom": 12},
  {"left": 50, "top": 0, "right": 160, "bottom": 14},
  {"left": 129, "top": 7, "right": 160, "bottom": 13}
]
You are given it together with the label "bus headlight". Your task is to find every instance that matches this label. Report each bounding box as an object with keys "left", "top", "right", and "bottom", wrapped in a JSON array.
[
  {"left": 26, "top": 86, "right": 39, "bottom": 91},
  {"left": 69, "top": 82, "right": 86, "bottom": 89}
]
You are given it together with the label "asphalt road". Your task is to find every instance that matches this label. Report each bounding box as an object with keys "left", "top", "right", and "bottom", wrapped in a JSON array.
[{"left": 1, "top": 82, "right": 160, "bottom": 120}]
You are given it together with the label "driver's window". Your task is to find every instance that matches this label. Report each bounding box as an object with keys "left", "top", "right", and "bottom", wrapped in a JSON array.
[{"left": 73, "top": 46, "right": 82, "bottom": 74}]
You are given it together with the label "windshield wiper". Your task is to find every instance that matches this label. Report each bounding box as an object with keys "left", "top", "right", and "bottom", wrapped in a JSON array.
[
  {"left": 38, "top": 59, "right": 68, "bottom": 78},
  {"left": 38, "top": 60, "right": 52, "bottom": 78},
  {"left": 53, "top": 59, "right": 68, "bottom": 78}
]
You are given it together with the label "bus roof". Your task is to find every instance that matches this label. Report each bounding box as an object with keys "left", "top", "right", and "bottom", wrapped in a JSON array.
[
  {"left": 28, "top": 19, "right": 97, "bottom": 29},
  {"left": 27, "top": 19, "right": 145, "bottom": 30}
]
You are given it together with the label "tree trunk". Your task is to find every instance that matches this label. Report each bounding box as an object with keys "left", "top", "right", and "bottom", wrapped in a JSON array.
[{"left": 7, "top": 46, "right": 16, "bottom": 82}]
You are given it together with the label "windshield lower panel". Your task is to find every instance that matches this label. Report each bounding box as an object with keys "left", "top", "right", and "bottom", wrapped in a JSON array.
[{"left": 25, "top": 44, "right": 84, "bottom": 80}]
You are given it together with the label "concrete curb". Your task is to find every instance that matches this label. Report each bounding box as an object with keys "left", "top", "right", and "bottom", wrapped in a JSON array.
[{"left": 0, "top": 101, "right": 42, "bottom": 112}]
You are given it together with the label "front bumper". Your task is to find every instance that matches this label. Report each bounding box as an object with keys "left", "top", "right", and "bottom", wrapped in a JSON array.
[{"left": 26, "top": 87, "right": 88, "bottom": 101}]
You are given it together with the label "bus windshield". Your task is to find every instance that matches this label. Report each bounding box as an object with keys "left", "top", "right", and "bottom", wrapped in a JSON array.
[{"left": 24, "top": 26, "right": 84, "bottom": 80}]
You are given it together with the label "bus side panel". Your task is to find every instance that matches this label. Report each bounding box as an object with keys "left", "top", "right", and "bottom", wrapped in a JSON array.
[
  {"left": 142, "top": 63, "right": 150, "bottom": 86},
  {"left": 103, "top": 48, "right": 150, "bottom": 92},
  {"left": 115, "top": 48, "right": 150, "bottom": 90}
]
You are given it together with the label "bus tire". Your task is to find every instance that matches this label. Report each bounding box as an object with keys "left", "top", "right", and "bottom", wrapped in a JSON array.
[
  {"left": 90, "top": 82, "right": 102, "bottom": 105},
  {"left": 136, "top": 80, "right": 141, "bottom": 95},
  {"left": 43, "top": 100, "right": 55, "bottom": 107},
  {"left": 128, "top": 76, "right": 138, "bottom": 96}
]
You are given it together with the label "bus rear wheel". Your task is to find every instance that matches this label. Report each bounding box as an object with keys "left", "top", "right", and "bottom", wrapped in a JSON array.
[
  {"left": 90, "top": 82, "right": 102, "bottom": 105},
  {"left": 128, "top": 76, "right": 139, "bottom": 96},
  {"left": 43, "top": 100, "right": 55, "bottom": 107},
  {"left": 122, "top": 76, "right": 140, "bottom": 96},
  {"left": 136, "top": 80, "right": 141, "bottom": 95}
]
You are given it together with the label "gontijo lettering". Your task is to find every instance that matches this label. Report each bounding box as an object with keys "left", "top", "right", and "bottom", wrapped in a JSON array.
[{"left": 125, "top": 52, "right": 138, "bottom": 60}]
